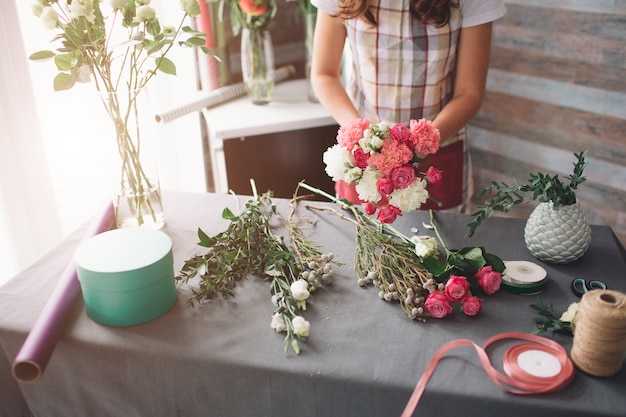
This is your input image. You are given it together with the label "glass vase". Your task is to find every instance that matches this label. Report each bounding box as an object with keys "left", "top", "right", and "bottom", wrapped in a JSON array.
[
  {"left": 99, "top": 88, "right": 165, "bottom": 229},
  {"left": 240, "top": 28, "right": 275, "bottom": 105},
  {"left": 304, "top": 9, "right": 318, "bottom": 103}
]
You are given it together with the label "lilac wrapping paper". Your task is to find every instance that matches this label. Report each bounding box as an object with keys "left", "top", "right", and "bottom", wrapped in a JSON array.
[{"left": 11, "top": 201, "right": 116, "bottom": 383}]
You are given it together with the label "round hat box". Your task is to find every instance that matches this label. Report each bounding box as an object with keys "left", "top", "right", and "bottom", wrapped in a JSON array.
[{"left": 74, "top": 228, "right": 177, "bottom": 326}]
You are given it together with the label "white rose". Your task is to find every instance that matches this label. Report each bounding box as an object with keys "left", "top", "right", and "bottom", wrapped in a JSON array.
[
  {"left": 137, "top": 5, "right": 156, "bottom": 21},
  {"left": 292, "top": 316, "right": 310, "bottom": 338},
  {"left": 110, "top": 0, "right": 126, "bottom": 10},
  {"left": 40, "top": 6, "right": 59, "bottom": 30},
  {"left": 290, "top": 279, "right": 310, "bottom": 301},
  {"left": 410, "top": 236, "right": 439, "bottom": 258},
  {"left": 69, "top": 0, "right": 96, "bottom": 23},
  {"left": 180, "top": 0, "right": 201, "bottom": 16},
  {"left": 270, "top": 313, "right": 287, "bottom": 333},
  {"left": 76, "top": 64, "right": 91, "bottom": 83},
  {"left": 559, "top": 302, "right": 580, "bottom": 323}
]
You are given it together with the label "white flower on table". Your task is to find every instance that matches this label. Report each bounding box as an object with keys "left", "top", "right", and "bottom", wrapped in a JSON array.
[
  {"left": 270, "top": 313, "right": 287, "bottom": 333},
  {"left": 290, "top": 279, "right": 310, "bottom": 311},
  {"left": 292, "top": 316, "right": 310, "bottom": 338}
]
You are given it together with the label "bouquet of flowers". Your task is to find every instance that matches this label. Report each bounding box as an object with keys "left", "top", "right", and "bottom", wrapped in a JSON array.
[
  {"left": 323, "top": 118, "right": 442, "bottom": 224},
  {"left": 299, "top": 182, "right": 505, "bottom": 321}
]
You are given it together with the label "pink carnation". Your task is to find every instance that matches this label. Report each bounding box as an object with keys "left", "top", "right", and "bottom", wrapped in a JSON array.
[
  {"left": 391, "top": 164, "right": 415, "bottom": 189},
  {"left": 368, "top": 141, "right": 413, "bottom": 177},
  {"left": 409, "top": 119, "right": 440, "bottom": 155},
  {"left": 337, "top": 118, "right": 370, "bottom": 151},
  {"left": 424, "top": 292, "right": 453, "bottom": 319}
]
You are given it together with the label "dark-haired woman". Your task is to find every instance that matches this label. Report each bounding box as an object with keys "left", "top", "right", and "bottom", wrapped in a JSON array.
[{"left": 311, "top": 0, "right": 506, "bottom": 211}]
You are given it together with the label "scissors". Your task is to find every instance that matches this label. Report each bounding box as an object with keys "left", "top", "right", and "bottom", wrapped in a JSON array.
[{"left": 571, "top": 277, "right": 607, "bottom": 298}]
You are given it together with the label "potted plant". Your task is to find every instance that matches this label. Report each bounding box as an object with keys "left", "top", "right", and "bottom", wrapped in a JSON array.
[{"left": 467, "top": 150, "right": 590, "bottom": 264}]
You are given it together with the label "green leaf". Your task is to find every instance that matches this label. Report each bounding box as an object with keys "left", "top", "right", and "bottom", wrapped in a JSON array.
[
  {"left": 54, "top": 54, "right": 75, "bottom": 71},
  {"left": 156, "top": 57, "right": 176, "bottom": 75},
  {"left": 222, "top": 207, "right": 236, "bottom": 220},
  {"left": 53, "top": 72, "right": 76, "bottom": 91},
  {"left": 29, "top": 50, "right": 56, "bottom": 61}
]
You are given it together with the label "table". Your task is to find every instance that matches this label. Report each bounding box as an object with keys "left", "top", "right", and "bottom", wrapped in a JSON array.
[
  {"left": 201, "top": 79, "right": 336, "bottom": 194},
  {"left": 1, "top": 191, "right": 625, "bottom": 417}
]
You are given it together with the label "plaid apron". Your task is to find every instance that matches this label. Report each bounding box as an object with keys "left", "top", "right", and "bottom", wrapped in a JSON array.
[{"left": 337, "top": 0, "right": 468, "bottom": 210}]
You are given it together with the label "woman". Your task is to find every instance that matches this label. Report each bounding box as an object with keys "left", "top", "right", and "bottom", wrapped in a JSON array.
[{"left": 311, "top": 0, "right": 506, "bottom": 211}]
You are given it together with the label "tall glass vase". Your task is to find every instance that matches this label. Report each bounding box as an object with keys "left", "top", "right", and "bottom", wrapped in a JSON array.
[
  {"left": 304, "top": 9, "right": 318, "bottom": 103},
  {"left": 99, "top": 87, "right": 165, "bottom": 229},
  {"left": 240, "top": 28, "right": 275, "bottom": 105}
]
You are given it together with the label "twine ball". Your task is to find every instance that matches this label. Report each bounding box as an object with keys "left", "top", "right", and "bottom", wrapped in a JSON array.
[{"left": 570, "top": 290, "right": 626, "bottom": 377}]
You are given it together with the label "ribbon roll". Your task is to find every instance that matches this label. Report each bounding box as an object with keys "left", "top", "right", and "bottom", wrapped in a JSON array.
[{"left": 401, "top": 332, "right": 574, "bottom": 417}]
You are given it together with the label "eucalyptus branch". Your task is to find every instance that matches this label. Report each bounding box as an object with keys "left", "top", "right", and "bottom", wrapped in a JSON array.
[{"left": 466, "top": 150, "right": 588, "bottom": 237}]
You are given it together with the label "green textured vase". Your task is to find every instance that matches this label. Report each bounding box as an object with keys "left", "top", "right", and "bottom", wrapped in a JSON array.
[{"left": 524, "top": 202, "right": 591, "bottom": 264}]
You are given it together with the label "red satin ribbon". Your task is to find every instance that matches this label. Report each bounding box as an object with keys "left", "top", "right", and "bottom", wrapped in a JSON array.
[{"left": 401, "top": 332, "right": 575, "bottom": 417}]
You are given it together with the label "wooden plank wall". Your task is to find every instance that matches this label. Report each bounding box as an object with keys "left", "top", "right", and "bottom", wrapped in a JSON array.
[{"left": 469, "top": 0, "right": 626, "bottom": 246}]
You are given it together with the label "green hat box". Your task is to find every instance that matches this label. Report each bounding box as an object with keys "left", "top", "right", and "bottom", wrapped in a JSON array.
[{"left": 74, "top": 228, "right": 177, "bottom": 326}]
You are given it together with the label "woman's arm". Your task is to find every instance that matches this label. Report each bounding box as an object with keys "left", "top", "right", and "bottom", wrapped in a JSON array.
[
  {"left": 310, "top": 11, "right": 361, "bottom": 126},
  {"left": 433, "top": 22, "right": 493, "bottom": 143}
]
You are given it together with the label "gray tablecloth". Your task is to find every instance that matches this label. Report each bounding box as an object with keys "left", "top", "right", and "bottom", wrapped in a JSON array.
[{"left": 1, "top": 191, "right": 625, "bottom": 417}]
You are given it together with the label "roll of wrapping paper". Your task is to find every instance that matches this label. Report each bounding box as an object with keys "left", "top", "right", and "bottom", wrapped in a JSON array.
[
  {"left": 11, "top": 201, "right": 116, "bottom": 383},
  {"left": 154, "top": 64, "right": 297, "bottom": 124},
  {"left": 570, "top": 289, "right": 626, "bottom": 377}
]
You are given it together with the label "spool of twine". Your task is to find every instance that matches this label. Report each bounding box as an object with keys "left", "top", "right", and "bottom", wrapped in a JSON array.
[{"left": 570, "top": 289, "right": 626, "bottom": 377}]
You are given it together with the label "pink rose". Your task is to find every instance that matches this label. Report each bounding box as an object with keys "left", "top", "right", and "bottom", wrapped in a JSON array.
[
  {"left": 426, "top": 166, "right": 443, "bottom": 187},
  {"left": 364, "top": 202, "right": 376, "bottom": 215},
  {"left": 462, "top": 296, "right": 483, "bottom": 316},
  {"left": 353, "top": 147, "right": 369, "bottom": 169},
  {"left": 444, "top": 275, "right": 470, "bottom": 302},
  {"left": 476, "top": 266, "right": 502, "bottom": 295},
  {"left": 376, "top": 205, "right": 401, "bottom": 224},
  {"left": 390, "top": 123, "right": 411, "bottom": 144},
  {"left": 409, "top": 119, "right": 440, "bottom": 155},
  {"left": 390, "top": 164, "right": 415, "bottom": 189},
  {"left": 376, "top": 177, "right": 394, "bottom": 196},
  {"left": 424, "top": 292, "right": 453, "bottom": 319}
]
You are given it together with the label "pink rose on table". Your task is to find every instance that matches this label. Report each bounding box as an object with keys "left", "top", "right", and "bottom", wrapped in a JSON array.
[
  {"left": 462, "top": 296, "right": 483, "bottom": 316},
  {"left": 364, "top": 202, "right": 376, "bottom": 215},
  {"left": 426, "top": 166, "right": 443, "bottom": 187},
  {"left": 377, "top": 205, "right": 401, "bottom": 224},
  {"left": 444, "top": 275, "right": 470, "bottom": 302},
  {"left": 424, "top": 292, "right": 453, "bottom": 318},
  {"left": 353, "top": 147, "right": 369, "bottom": 169},
  {"left": 390, "top": 123, "right": 411, "bottom": 144},
  {"left": 376, "top": 177, "right": 394, "bottom": 196},
  {"left": 475, "top": 266, "right": 502, "bottom": 295},
  {"left": 391, "top": 164, "right": 415, "bottom": 189}
]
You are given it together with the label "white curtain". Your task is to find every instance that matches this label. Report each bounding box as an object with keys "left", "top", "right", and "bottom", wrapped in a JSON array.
[
  {"left": 0, "top": 0, "right": 61, "bottom": 283},
  {"left": 1, "top": 0, "right": 207, "bottom": 284}
]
